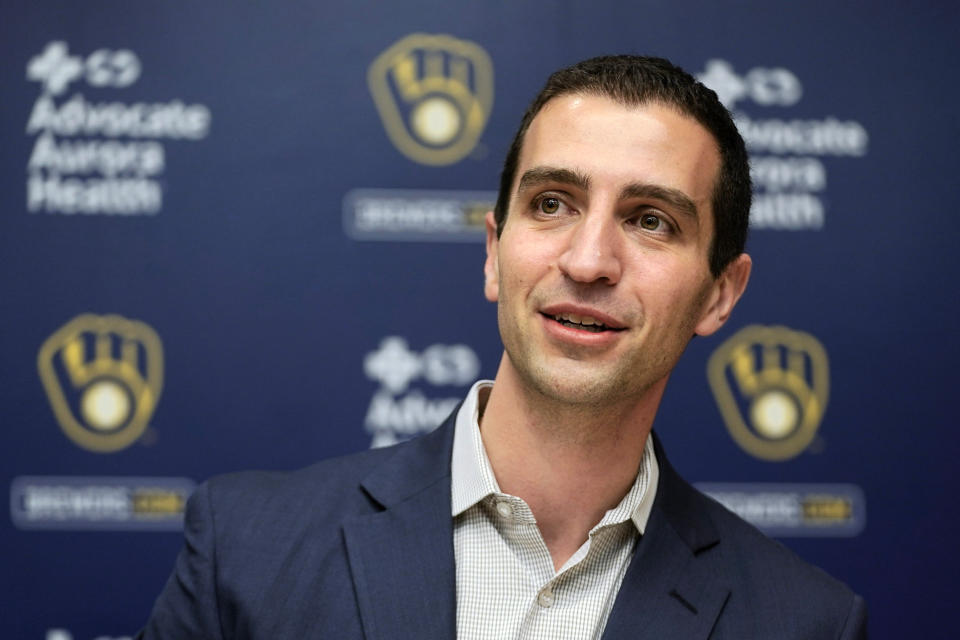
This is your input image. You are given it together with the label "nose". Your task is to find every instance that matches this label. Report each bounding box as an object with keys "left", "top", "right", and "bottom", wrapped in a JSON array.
[{"left": 556, "top": 213, "right": 622, "bottom": 285}]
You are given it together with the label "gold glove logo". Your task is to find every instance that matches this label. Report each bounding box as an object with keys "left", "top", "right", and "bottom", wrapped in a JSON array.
[
  {"left": 707, "top": 325, "right": 829, "bottom": 461},
  {"left": 368, "top": 33, "right": 493, "bottom": 166},
  {"left": 38, "top": 314, "right": 163, "bottom": 453}
]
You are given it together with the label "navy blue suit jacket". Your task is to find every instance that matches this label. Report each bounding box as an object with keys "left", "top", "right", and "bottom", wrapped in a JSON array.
[{"left": 139, "top": 411, "right": 867, "bottom": 639}]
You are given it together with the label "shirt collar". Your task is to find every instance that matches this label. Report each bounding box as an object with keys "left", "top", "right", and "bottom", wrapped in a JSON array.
[
  {"left": 450, "top": 380, "right": 660, "bottom": 534},
  {"left": 451, "top": 380, "right": 499, "bottom": 516}
]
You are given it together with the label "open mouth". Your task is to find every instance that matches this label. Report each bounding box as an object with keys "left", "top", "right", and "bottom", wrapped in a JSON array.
[{"left": 545, "top": 312, "right": 624, "bottom": 333}]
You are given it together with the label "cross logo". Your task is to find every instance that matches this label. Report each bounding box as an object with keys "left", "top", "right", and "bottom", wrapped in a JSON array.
[
  {"left": 27, "top": 42, "right": 84, "bottom": 96},
  {"left": 698, "top": 60, "right": 748, "bottom": 110},
  {"left": 364, "top": 337, "right": 422, "bottom": 394},
  {"left": 697, "top": 59, "right": 802, "bottom": 110}
]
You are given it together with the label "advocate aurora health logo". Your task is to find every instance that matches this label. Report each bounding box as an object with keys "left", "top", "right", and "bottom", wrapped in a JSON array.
[
  {"left": 38, "top": 314, "right": 163, "bottom": 453},
  {"left": 707, "top": 325, "right": 829, "bottom": 461},
  {"left": 24, "top": 41, "right": 212, "bottom": 216},
  {"left": 696, "top": 59, "right": 869, "bottom": 230},
  {"left": 368, "top": 33, "right": 493, "bottom": 166},
  {"left": 363, "top": 336, "right": 480, "bottom": 447}
]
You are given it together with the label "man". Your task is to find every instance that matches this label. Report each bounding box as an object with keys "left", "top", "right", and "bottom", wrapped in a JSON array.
[{"left": 138, "top": 55, "right": 866, "bottom": 639}]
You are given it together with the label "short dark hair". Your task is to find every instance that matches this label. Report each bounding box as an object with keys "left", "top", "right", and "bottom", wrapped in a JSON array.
[{"left": 494, "top": 55, "right": 750, "bottom": 277}]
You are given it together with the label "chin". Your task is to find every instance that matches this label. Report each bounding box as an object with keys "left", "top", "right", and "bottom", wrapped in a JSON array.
[{"left": 526, "top": 362, "right": 637, "bottom": 408}]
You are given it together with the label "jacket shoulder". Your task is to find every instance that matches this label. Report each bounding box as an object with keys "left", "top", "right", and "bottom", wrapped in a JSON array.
[
  {"left": 138, "top": 444, "right": 415, "bottom": 639},
  {"left": 201, "top": 443, "right": 400, "bottom": 525},
  {"left": 692, "top": 486, "right": 866, "bottom": 638}
]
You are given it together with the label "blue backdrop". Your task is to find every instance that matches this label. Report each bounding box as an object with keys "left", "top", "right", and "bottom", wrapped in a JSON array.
[{"left": 2, "top": 1, "right": 957, "bottom": 637}]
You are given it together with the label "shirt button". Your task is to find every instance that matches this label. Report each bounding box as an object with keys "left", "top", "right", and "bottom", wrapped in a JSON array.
[
  {"left": 537, "top": 587, "right": 555, "bottom": 608},
  {"left": 496, "top": 501, "right": 513, "bottom": 518}
]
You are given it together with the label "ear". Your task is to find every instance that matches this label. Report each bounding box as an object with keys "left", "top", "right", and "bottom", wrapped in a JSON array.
[
  {"left": 694, "top": 253, "right": 752, "bottom": 337},
  {"left": 483, "top": 210, "right": 500, "bottom": 302}
]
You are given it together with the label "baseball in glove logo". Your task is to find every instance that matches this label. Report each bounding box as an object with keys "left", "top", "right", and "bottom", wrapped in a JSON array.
[
  {"left": 707, "top": 325, "right": 829, "bottom": 461},
  {"left": 368, "top": 33, "right": 494, "bottom": 166},
  {"left": 37, "top": 314, "right": 163, "bottom": 453}
]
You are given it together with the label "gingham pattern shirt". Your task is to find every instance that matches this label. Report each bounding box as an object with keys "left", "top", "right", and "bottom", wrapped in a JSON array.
[{"left": 452, "top": 381, "right": 659, "bottom": 640}]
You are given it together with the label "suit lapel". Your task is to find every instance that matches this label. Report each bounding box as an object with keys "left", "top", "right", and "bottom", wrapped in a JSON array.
[
  {"left": 602, "top": 433, "right": 730, "bottom": 639},
  {"left": 342, "top": 414, "right": 458, "bottom": 640},
  {"left": 340, "top": 420, "right": 732, "bottom": 639}
]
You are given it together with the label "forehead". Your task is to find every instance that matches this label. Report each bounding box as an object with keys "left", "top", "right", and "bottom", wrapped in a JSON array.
[{"left": 516, "top": 94, "right": 721, "bottom": 213}]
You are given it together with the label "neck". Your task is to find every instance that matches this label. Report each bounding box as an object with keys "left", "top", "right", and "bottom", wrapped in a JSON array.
[{"left": 478, "top": 354, "right": 665, "bottom": 570}]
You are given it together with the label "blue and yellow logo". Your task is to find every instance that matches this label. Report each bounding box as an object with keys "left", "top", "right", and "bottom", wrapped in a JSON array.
[
  {"left": 37, "top": 314, "right": 163, "bottom": 453},
  {"left": 707, "top": 325, "right": 829, "bottom": 461},
  {"left": 368, "top": 33, "right": 494, "bottom": 166}
]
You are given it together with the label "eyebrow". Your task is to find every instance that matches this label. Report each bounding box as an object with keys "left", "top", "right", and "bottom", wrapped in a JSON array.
[
  {"left": 619, "top": 183, "right": 700, "bottom": 220},
  {"left": 517, "top": 166, "right": 591, "bottom": 193}
]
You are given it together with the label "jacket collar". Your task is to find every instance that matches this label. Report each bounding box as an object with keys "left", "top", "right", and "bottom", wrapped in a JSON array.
[
  {"left": 342, "top": 410, "right": 458, "bottom": 640},
  {"left": 343, "top": 414, "right": 730, "bottom": 640},
  {"left": 601, "top": 432, "right": 730, "bottom": 639}
]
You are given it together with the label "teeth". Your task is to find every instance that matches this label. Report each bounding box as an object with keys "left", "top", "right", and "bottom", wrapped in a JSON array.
[{"left": 554, "top": 313, "right": 608, "bottom": 330}]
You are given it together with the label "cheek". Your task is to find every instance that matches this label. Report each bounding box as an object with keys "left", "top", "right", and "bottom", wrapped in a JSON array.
[
  {"left": 669, "top": 280, "right": 715, "bottom": 334},
  {"left": 632, "top": 259, "right": 713, "bottom": 324},
  {"left": 499, "top": 241, "right": 551, "bottom": 295}
]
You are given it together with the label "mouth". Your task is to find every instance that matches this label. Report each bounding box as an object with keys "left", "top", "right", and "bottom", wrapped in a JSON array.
[{"left": 543, "top": 312, "right": 625, "bottom": 334}]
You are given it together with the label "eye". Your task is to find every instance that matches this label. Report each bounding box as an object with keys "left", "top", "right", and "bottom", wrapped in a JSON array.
[
  {"left": 632, "top": 210, "right": 676, "bottom": 235},
  {"left": 539, "top": 197, "right": 561, "bottom": 214},
  {"left": 639, "top": 213, "right": 662, "bottom": 230}
]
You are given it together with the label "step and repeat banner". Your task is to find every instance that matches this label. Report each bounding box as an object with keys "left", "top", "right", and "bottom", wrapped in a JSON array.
[{"left": 2, "top": 1, "right": 957, "bottom": 637}]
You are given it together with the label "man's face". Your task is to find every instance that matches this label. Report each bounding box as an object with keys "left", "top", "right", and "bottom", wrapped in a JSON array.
[{"left": 484, "top": 94, "right": 749, "bottom": 408}]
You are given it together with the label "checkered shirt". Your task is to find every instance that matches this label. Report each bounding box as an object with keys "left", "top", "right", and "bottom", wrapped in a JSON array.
[{"left": 452, "top": 381, "right": 659, "bottom": 639}]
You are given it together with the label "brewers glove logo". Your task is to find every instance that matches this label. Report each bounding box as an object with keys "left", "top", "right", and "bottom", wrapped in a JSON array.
[
  {"left": 707, "top": 325, "right": 829, "bottom": 461},
  {"left": 38, "top": 314, "right": 163, "bottom": 453},
  {"left": 368, "top": 33, "right": 493, "bottom": 166}
]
